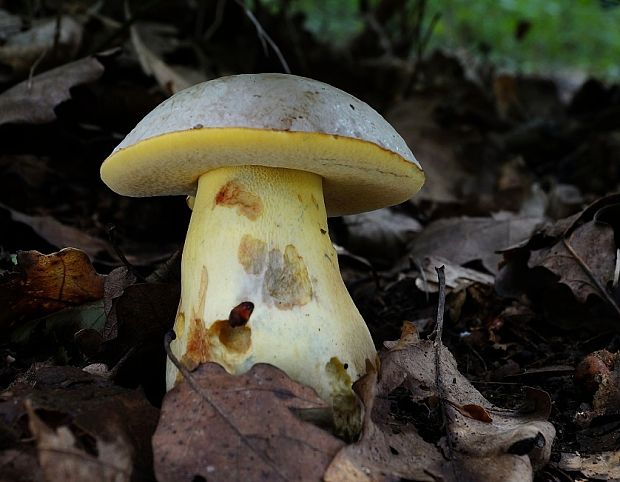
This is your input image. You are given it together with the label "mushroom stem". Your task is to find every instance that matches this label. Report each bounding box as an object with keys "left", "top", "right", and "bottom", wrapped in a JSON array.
[{"left": 167, "top": 165, "right": 376, "bottom": 411}]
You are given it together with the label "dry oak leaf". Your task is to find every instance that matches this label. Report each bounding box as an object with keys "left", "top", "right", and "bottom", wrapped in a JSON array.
[
  {"left": 0, "top": 365, "right": 158, "bottom": 482},
  {"left": 130, "top": 21, "right": 203, "bottom": 95},
  {"left": 0, "top": 54, "right": 104, "bottom": 125},
  {"left": 324, "top": 323, "right": 555, "bottom": 482},
  {"left": 27, "top": 401, "right": 132, "bottom": 482},
  {"left": 409, "top": 215, "right": 542, "bottom": 274},
  {"left": 0, "top": 248, "right": 104, "bottom": 330},
  {"left": 153, "top": 362, "right": 345, "bottom": 482},
  {"left": 528, "top": 220, "right": 616, "bottom": 303},
  {"left": 0, "top": 366, "right": 159, "bottom": 482},
  {"left": 1, "top": 203, "right": 111, "bottom": 258},
  {"left": 558, "top": 450, "right": 620, "bottom": 480},
  {"left": 0, "top": 16, "right": 82, "bottom": 81}
]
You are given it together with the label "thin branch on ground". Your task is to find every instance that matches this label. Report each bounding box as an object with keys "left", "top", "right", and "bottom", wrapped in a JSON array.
[
  {"left": 432, "top": 265, "right": 459, "bottom": 476},
  {"left": 106, "top": 224, "right": 146, "bottom": 282},
  {"left": 234, "top": 0, "right": 291, "bottom": 73},
  {"left": 203, "top": 0, "right": 227, "bottom": 41}
]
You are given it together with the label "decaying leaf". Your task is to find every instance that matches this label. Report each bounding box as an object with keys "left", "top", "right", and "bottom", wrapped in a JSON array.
[
  {"left": 342, "top": 209, "right": 421, "bottom": 266},
  {"left": 558, "top": 450, "right": 620, "bottom": 480},
  {"left": 386, "top": 95, "right": 473, "bottom": 205},
  {"left": 0, "top": 448, "right": 45, "bottom": 482},
  {"left": 153, "top": 362, "right": 344, "bottom": 482},
  {"left": 324, "top": 323, "right": 555, "bottom": 482},
  {"left": 0, "top": 365, "right": 159, "bottom": 482},
  {"left": 410, "top": 215, "right": 542, "bottom": 274},
  {"left": 0, "top": 248, "right": 104, "bottom": 330},
  {"left": 130, "top": 21, "right": 204, "bottom": 95},
  {"left": 415, "top": 256, "right": 494, "bottom": 293},
  {"left": 9, "top": 300, "right": 105, "bottom": 348},
  {"left": 528, "top": 220, "right": 616, "bottom": 303},
  {"left": 1, "top": 203, "right": 111, "bottom": 257},
  {"left": 102, "top": 267, "right": 138, "bottom": 340},
  {"left": 27, "top": 402, "right": 132, "bottom": 482},
  {"left": 0, "top": 16, "right": 82, "bottom": 81},
  {"left": 0, "top": 54, "right": 104, "bottom": 125}
]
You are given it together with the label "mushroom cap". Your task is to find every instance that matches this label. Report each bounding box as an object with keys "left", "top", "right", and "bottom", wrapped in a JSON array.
[{"left": 100, "top": 73, "right": 424, "bottom": 216}]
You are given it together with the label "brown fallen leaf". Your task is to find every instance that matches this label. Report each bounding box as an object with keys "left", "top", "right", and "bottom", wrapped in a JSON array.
[
  {"left": 0, "top": 16, "right": 82, "bottom": 81},
  {"left": 97, "top": 282, "right": 177, "bottom": 397},
  {"left": 342, "top": 209, "right": 421, "bottom": 267},
  {"left": 0, "top": 449, "right": 45, "bottom": 482},
  {"left": 409, "top": 215, "right": 542, "bottom": 274},
  {"left": 0, "top": 248, "right": 104, "bottom": 330},
  {"left": 27, "top": 401, "right": 132, "bottom": 482},
  {"left": 453, "top": 403, "right": 493, "bottom": 423},
  {"left": 130, "top": 21, "right": 203, "bottom": 95},
  {"left": 415, "top": 256, "right": 494, "bottom": 293},
  {"left": 153, "top": 362, "right": 345, "bottom": 482},
  {"left": 0, "top": 365, "right": 159, "bottom": 482},
  {"left": 324, "top": 322, "right": 555, "bottom": 482},
  {"left": 1, "top": 203, "right": 111, "bottom": 258},
  {"left": 528, "top": 220, "right": 616, "bottom": 304},
  {"left": 558, "top": 450, "right": 620, "bottom": 480},
  {"left": 386, "top": 94, "right": 474, "bottom": 205},
  {"left": 102, "top": 267, "right": 138, "bottom": 340},
  {"left": 0, "top": 54, "right": 104, "bottom": 125}
]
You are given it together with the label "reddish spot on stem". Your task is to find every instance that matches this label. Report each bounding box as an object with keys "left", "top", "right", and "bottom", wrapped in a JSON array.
[
  {"left": 215, "top": 181, "right": 263, "bottom": 220},
  {"left": 229, "top": 301, "right": 254, "bottom": 327}
]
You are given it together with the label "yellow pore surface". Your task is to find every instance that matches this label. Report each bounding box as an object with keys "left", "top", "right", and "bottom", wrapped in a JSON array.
[{"left": 100, "top": 128, "right": 425, "bottom": 216}]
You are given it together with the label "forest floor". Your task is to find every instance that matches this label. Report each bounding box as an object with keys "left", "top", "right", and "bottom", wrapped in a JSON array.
[{"left": 0, "top": 2, "right": 619, "bottom": 481}]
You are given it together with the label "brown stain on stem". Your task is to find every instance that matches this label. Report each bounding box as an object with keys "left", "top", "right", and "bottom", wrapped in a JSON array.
[
  {"left": 208, "top": 320, "right": 251, "bottom": 353},
  {"left": 238, "top": 234, "right": 267, "bottom": 274},
  {"left": 180, "top": 266, "right": 210, "bottom": 371},
  {"left": 182, "top": 317, "right": 210, "bottom": 371},
  {"left": 215, "top": 181, "right": 263, "bottom": 220},
  {"left": 264, "top": 244, "right": 313, "bottom": 310}
]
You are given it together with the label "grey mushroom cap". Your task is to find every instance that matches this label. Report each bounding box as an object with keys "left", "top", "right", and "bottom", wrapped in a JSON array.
[{"left": 101, "top": 73, "right": 424, "bottom": 216}]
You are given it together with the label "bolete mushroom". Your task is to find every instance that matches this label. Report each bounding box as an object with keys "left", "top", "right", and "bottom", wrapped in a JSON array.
[{"left": 100, "top": 73, "right": 424, "bottom": 418}]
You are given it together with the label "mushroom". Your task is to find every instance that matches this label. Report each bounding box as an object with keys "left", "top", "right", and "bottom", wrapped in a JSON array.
[{"left": 100, "top": 73, "right": 424, "bottom": 420}]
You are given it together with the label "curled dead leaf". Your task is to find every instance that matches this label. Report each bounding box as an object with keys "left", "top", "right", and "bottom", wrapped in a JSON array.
[
  {"left": 0, "top": 365, "right": 158, "bottom": 482},
  {"left": 325, "top": 322, "right": 555, "bottom": 482},
  {"left": 409, "top": 215, "right": 542, "bottom": 275},
  {"left": 0, "top": 54, "right": 105, "bottom": 125},
  {"left": 27, "top": 401, "right": 133, "bottom": 482},
  {"left": 0, "top": 248, "right": 104, "bottom": 330},
  {"left": 0, "top": 16, "right": 82, "bottom": 81}
]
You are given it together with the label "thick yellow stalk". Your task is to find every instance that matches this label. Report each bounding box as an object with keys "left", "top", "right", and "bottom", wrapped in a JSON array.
[{"left": 167, "top": 165, "right": 376, "bottom": 410}]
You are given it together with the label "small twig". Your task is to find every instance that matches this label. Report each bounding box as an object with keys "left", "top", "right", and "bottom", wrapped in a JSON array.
[
  {"left": 203, "top": 0, "right": 227, "bottom": 41},
  {"left": 106, "top": 224, "right": 146, "bottom": 282},
  {"left": 411, "top": 256, "right": 430, "bottom": 303},
  {"left": 432, "top": 266, "right": 458, "bottom": 471},
  {"left": 27, "top": 49, "right": 48, "bottom": 90},
  {"left": 53, "top": 4, "right": 63, "bottom": 55},
  {"left": 90, "top": 0, "right": 163, "bottom": 53},
  {"left": 234, "top": 0, "right": 290, "bottom": 73},
  {"left": 416, "top": 12, "right": 440, "bottom": 62},
  {"left": 433, "top": 266, "right": 446, "bottom": 342},
  {"left": 164, "top": 331, "right": 288, "bottom": 480},
  {"left": 562, "top": 238, "right": 620, "bottom": 319},
  {"left": 364, "top": 12, "right": 393, "bottom": 55},
  {"left": 109, "top": 346, "right": 137, "bottom": 379}
]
